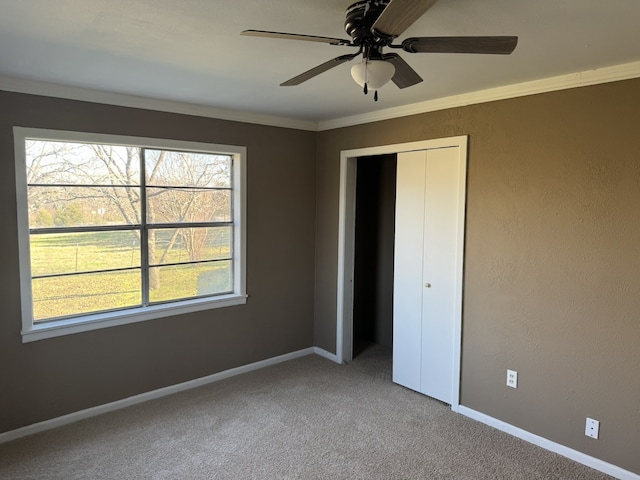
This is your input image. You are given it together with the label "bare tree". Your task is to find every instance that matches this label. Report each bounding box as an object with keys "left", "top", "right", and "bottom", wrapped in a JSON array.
[
  {"left": 146, "top": 150, "right": 231, "bottom": 262},
  {"left": 26, "top": 141, "right": 231, "bottom": 291}
]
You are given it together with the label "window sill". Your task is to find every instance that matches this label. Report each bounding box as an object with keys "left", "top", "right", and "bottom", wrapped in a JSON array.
[{"left": 21, "top": 294, "right": 248, "bottom": 343}]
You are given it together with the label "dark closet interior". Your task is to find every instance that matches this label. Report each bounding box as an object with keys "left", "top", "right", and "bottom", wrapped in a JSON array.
[{"left": 352, "top": 154, "right": 397, "bottom": 358}]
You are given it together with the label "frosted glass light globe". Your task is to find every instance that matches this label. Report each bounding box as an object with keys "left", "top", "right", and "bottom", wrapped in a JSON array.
[{"left": 350, "top": 59, "right": 395, "bottom": 89}]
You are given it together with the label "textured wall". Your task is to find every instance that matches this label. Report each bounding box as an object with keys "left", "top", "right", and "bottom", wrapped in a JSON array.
[
  {"left": 315, "top": 79, "right": 640, "bottom": 473},
  {"left": 0, "top": 91, "right": 317, "bottom": 433},
  {"left": 2, "top": 78, "right": 639, "bottom": 474}
]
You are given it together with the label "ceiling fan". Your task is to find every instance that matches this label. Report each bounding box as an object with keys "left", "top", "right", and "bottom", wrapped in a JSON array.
[{"left": 242, "top": 0, "right": 518, "bottom": 101}]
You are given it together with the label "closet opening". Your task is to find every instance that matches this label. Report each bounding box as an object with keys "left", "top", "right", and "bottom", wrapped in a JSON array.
[{"left": 352, "top": 154, "right": 397, "bottom": 359}]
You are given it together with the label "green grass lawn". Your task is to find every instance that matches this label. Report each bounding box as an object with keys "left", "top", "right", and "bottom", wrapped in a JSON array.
[{"left": 30, "top": 231, "right": 232, "bottom": 322}]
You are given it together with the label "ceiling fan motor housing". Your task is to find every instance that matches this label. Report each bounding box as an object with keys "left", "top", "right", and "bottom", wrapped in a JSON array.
[{"left": 345, "top": 0, "right": 391, "bottom": 47}]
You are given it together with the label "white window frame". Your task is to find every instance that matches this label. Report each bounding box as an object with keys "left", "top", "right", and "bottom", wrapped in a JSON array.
[{"left": 14, "top": 127, "right": 247, "bottom": 343}]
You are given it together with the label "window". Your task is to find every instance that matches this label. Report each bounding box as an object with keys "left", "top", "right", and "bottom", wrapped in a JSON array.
[{"left": 14, "top": 128, "right": 246, "bottom": 342}]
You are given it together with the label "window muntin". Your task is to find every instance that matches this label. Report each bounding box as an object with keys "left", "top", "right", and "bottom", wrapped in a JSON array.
[{"left": 15, "top": 129, "right": 246, "bottom": 341}]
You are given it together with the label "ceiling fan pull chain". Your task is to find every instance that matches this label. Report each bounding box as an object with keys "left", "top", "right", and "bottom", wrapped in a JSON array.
[{"left": 364, "top": 57, "right": 369, "bottom": 95}]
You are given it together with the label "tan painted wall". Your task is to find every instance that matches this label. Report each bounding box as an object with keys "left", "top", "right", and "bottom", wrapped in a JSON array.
[
  {"left": 0, "top": 91, "right": 317, "bottom": 433},
  {"left": 2, "top": 78, "right": 639, "bottom": 473},
  {"left": 314, "top": 79, "right": 640, "bottom": 473}
]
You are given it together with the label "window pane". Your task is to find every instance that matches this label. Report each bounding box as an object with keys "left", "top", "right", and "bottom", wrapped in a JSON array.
[
  {"left": 32, "top": 270, "right": 142, "bottom": 322},
  {"left": 147, "top": 188, "right": 231, "bottom": 224},
  {"left": 145, "top": 150, "right": 231, "bottom": 188},
  {"left": 147, "top": 227, "right": 232, "bottom": 266},
  {"left": 26, "top": 140, "right": 140, "bottom": 186},
  {"left": 19, "top": 133, "right": 243, "bottom": 332},
  {"left": 149, "top": 261, "right": 232, "bottom": 303},
  {"left": 30, "top": 231, "right": 140, "bottom": 277},
  {"left": 28, "top": 186, "right": 141, "bottom": 227}
]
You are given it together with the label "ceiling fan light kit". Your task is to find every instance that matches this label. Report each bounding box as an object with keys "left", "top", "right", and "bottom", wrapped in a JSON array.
[
  {"left": 241, "top": 0, "right": 518, "bottom": 101},
  {"left": 351, "top": 59, "right": 396, "bottom": 100}
]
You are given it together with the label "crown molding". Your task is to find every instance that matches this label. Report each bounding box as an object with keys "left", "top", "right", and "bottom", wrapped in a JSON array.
[
  {"left": 3, "top": 60, "right": 640, "bottom": 133},
  {"left": 0, "top": 76, "right": 319, "bottom": 132},
  {"left": 317, "top": 60, "right": 640, "bottom": 131}
]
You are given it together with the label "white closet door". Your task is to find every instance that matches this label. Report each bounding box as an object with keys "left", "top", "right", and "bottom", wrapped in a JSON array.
[
  {"left": 420, "top": 147, "right": 462, "bottom": 403},
  {"left": 392, "top": 151, "right": 427, "bottom": 392},
  {"left": 393, "top": 147, "right": 463, "bottom": 405}
]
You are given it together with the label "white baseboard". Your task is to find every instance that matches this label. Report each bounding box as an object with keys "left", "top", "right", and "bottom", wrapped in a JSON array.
[
  {"left": 313, "top": 347, "right": 341, "bottom": 363},
  {"left": 0, "top": 347, "right": 316, "bottom": 445},
  {"left": 458, "top": 406, "right": 639, "bottom": 480}
]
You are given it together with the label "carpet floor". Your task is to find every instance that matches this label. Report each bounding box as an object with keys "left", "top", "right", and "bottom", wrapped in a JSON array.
[{"left": 0, "top": 344, "right": 613, "bottom": 479}]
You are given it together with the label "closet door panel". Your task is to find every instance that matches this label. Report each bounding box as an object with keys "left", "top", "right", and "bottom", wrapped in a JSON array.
[
  {"left": 392, "top": 150, "right": 427, "bottom": 392},
  {"left": 420, "top": 147, "right": 461, "bottom": 404}
]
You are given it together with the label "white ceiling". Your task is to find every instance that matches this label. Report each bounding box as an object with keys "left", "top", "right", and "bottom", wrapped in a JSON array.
[{"left": 1, "top": 0, "right": 639, "bottom": 125}]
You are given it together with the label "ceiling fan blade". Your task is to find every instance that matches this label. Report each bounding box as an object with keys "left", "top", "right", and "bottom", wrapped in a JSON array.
[
  {"left": 241, "top": 29, "right": 351, "bottom": 46},
  {"left": 402, "top": 36, "right": 518, "bottom": 54},
  {"left": 383, "top": 53, "right": 423, "bottom": 89},
  {"left": 372, "top": 0, "right": 439, "bottom": 38},
  {"left": 280, "top": 53, "right": 360, "bottom": 86}
]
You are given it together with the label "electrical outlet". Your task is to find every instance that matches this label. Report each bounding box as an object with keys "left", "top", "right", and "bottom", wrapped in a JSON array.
[
  {"left": 506, "top": 369, "right": 518, "bottom": 388},
  {"left": 585, "top": 418, "right": 599, "bottom": 439}
]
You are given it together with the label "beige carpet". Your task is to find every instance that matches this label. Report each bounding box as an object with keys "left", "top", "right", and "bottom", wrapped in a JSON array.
[{"left": 0, "top": 344, "right": 612, "bottom": 479}]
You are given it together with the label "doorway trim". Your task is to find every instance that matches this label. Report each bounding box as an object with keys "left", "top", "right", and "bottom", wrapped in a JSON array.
[{"left": 336, "top": 135, "right": 468, "bottom": 411}]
